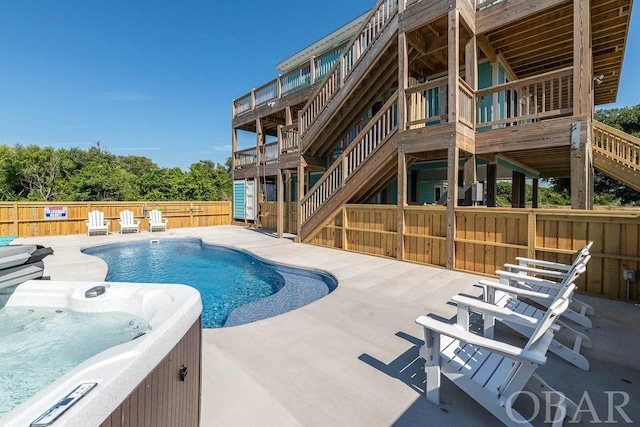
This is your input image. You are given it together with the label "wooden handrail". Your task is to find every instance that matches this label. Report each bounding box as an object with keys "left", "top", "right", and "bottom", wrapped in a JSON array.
[
  {"left": 593, "top": 121, "right": 640, "bottom": 146},
  {"left": 475, "top": 67, "right": 573, "bottom": 97},
  {"left": 234, "top": 147, "right": 258, "bottom": 156},
  {"left": 592, "top": 121, "right": 640, "bottom": 171},
  {"left": 300, "top": 92, "right": 398, "bottom": 221},
  {"left": 341, "top": 93, "right": 399, "bottom": 160},
  {"left": 405, "top": 76, "right": 448, "bottom": 96},
  {"left": 298, "top": 0, "right": 398, "bottom": 137}
]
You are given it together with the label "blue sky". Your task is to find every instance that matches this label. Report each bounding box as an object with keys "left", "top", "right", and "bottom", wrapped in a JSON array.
[{"left": 0, "top": 1, "right": 638, "bottom": 170}]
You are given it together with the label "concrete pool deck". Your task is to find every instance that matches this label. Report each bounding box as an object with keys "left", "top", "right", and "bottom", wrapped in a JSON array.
[{"left": 15, "top": 226, "right": 640, "bottom": 426}]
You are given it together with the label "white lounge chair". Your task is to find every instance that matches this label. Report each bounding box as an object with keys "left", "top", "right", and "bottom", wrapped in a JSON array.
[
  {"left": 497, "top": 262, "right": 593, "bottom": 329},
  {"left": 85, "top": 210, "right": 110, "bottom": 236},
  {"left": 118, "top": 210, "right": 141, "bottom": 234},
  {"left": 501, "top": 242, "right": 595, "bottom": 321},
  {"left": 148, "top": 209, "right": 168, "bottom": 232},
  {"left": 453, "top": 263, "right": 592, "bottom": 370},
  {"left": 416, "top": 284, "right": 581, "bottom": 427}
]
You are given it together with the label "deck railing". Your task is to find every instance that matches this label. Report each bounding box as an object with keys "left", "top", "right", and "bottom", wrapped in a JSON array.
[
  {"left": 281, "top": 63, "right": 312, "bottom": 97},
  {"left": 476, "top": 67, "right": 573, "bottom": 129},
  {"left": 458, "top": 77, "right": 474, "bottom": 129},
  {"left": 593, "top": 121, "right": 640, "bottom": 173},
  {"left": 279, "top": 124, "right": 300, "bottom": 154},
  {"left": 406, "top": 76, "right": 448, "bottom": 129},
  {"left": 234, "top": 147, "right": 258, "bottom": 168},
  {"left": 260, "top": 142, "right": 279, "bottom": 164},
  {"left": 233, "top": 93, "right": 253, "bottom": 116},
  {"left": 300, "top": 93, "right": 398, "bottom": 223},
  {"left": 254, "top": 80, "right": 279, "bottom": 108},
  {"left": 299, "top": 0, "right": 398, "bottom": 138},
  {"left": 233, "top": 44, "right": 349, "bottom": 118}
]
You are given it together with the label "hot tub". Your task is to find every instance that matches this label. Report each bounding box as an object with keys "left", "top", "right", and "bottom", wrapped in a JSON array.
[{"left": 0, "top": 280, "right": 202, "bottom": 427}]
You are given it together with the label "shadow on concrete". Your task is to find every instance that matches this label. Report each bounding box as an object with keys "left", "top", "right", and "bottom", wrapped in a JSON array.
[{"left": 359, "top": 331, "right": 498, "bottom": 426}]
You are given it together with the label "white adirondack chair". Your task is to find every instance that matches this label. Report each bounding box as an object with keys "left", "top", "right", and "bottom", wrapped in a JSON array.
[
  {"left": 148, "top": 209, "right": 168, "bottom": 232},
  {"left": 118, "top": 210, "right": 141, "bottom": 234},
  {"left": 497, "top": 255, "right": 593, "bottom": 329},
  {"left": 500, "top": 242, "right": 595, "bottom": 322},
  {"left": 453, "top": 263, "right": 592, "bottom": 370},
  {"left": 416, "top": 284, "right": 581, "bottom": 427},
  {"left": 85, "top": 210, "right": 110, "bottom": 236}
]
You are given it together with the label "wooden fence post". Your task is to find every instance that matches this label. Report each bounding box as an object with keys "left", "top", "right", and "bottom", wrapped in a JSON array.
[
  {"left": 342, "top": 205, "right": 348, "bottom": 251},
  {"left": 528, "top": 210, "right": 536, "bottom": 259},
  {"left": 190, "top": 202, "right": 195, "bottom": 227},
  {"left": 13, "top": 202, "right": 18, "bottom": 236}
]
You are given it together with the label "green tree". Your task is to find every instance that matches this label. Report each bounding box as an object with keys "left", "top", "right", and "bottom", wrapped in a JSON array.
[{"left": 14, "top": 145, "right": 62, "bottom": 201}]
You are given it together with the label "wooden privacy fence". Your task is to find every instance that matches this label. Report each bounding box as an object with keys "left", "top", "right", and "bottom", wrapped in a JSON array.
[
  {"left": 259, "top": 202, "right": 298, "bottom": 234},
  {"left": 303, "top": 204, "right": 640, "bottom": 301},
  {"left": 0, "top": 201, "right": 232, "bottom": 237}
]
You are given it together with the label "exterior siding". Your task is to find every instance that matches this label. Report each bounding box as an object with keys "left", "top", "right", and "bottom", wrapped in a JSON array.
[{"left": 99, "top": 317, "right": 202, "bottom": 427}]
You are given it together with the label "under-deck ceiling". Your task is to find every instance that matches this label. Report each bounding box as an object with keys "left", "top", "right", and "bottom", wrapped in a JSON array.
[
  {"left": 484, "top": 0, "right": 632, "bottom": 105},
  {"left": 235, "top": 103, "right": 306, "bottom": 136}
]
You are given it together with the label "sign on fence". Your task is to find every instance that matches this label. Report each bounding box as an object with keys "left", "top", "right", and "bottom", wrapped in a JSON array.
[{"left": 44, "top": 206, "right": 68, "bottom": 220}]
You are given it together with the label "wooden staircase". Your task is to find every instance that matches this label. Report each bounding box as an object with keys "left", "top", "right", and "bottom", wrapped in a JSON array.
[
  {"left": 299, "top": 0, "right": 399, "bottom": 156},
  {"left": 592, "top": 120, "right": 640, "bottom": 192},
  {"left": 299, "top": 93, "right": 399, "bottom": 240}
]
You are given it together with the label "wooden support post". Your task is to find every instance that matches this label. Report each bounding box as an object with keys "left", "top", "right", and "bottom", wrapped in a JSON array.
[
  {"left": 285, "top": 106, "right": 293, "bottom": 126},
  {"left": 463, "top": 154, "right": 476, "bottom": 206},
  {"left": 286, "top": 173, "right": 293, "bottom": 233},
  {"left": 310, "top": 56, "right": 316, "bottom": 84},
  {"left": 571, "top": 0, "right": 594, "bottom": 210},
  {"left": 397, "top": 151, "right": 407, "bottom": 261},
  {"left": 297, "top": 163, "right": 305, "bottom": 238},
  {"left": 465, "top": 34, "right": 477, "bottom": 127},
  {"left": 231, "top": 128, "right": 238, "bottom": 170},
  {"left": 512, "top": 171, "right": 525, "bottom": 208},
  {"left": 277, "top": 75, "right": 282, "bottom": 98},
  {"left": 486, "top": 163, "right": 497, "bottom": 207},
  {"left": 446, "top": 143, "right": 459, "bottom": 270},
  {"left": 573, "top": 0, "right": 593, "bottom": 119},
  {"left": 398, "top": 32, "right": 408, "bottom": 133},
  {"left": 448, "top": 9, "right": 460, "bottom": 124},
  {"left": 532, "top": 178, "right": 539, "bottom": 209},
  {"left": 255, "top": 119, "right": 264, "bottom": 227},
  {"left": 571, "top": 122, "right": 594, "bottom": 209},
  {"left": 465, "top": 35, "right": 477, "bottom": 90},
  {"left": 277, "top": 169, "right": 284, "bottom": 239}
]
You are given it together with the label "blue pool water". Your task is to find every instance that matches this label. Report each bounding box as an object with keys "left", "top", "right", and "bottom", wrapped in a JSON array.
[{"left": 83, "top": 239, "right": 336, "bottom": 328}]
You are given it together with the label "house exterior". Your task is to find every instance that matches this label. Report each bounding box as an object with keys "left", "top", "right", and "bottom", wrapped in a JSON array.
[{"left": 231, "top": 0, "right": 638, "bottom": 295}]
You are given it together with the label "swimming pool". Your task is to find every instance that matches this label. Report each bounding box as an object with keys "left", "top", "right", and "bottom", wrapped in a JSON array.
[{"left": 83, "top": 239, "right": 337, "bottom": 328}]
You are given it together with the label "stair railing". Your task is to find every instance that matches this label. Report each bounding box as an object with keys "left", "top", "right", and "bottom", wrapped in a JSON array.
[
  {"left": 592, "top": 121, "right": 640, "bottom": 172},
  {"left": 300, "top": 92, "right": 399, "bottom": 224},
  {"left": 298, "top": 0, "right": 399, "bottom": 140}
]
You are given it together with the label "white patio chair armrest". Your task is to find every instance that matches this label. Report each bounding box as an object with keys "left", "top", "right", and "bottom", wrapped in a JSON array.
[
  {"left": 495, "top": 270, "right": 565, "bottom": 290},
  {"left": 479, "top": 279, "right": 556, "bottom": 301},
  {"left": 514, "top": 257, "right": 573, "bottom": 271},
  {"left": 84, "top": 220, "right": 90, "bottom": 225},
  {"left": 105, "top": 220, "right": 111, "bottom": 226},
  {"left": 451, "top": 295, "right": 539, "bottom": 329},
  {"left": 504, "top": 263, "right": 569, "bottom": 279},
  {"left": 415, "top": 315, "right": 547, "bottom": 365}
]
